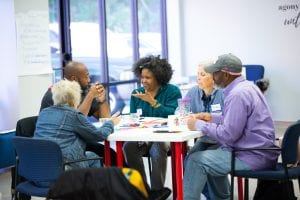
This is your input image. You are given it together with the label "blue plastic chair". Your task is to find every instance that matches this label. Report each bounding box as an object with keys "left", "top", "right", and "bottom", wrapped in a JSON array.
[
  {"left": 13, "top": 137, "right": 64, "bottom": 198},
  {"left": 12, "top": 136, "right": 102, "bottom": 199},
  {"left": 244, "top": 65, "right": 265, "bottom": 82},
  {"left": 230, "top": 122, "right": 300, "bottom": 200}
]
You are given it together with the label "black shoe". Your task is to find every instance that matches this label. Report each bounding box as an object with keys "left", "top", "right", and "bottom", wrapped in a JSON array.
[{"left": 149, "top": 187, "right": 171, "bottom": 200}]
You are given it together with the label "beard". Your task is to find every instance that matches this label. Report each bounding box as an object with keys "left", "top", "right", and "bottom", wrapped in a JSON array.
[
  {"left": 214, "top": 80, "right": 225, "bottom": 89},
  {"left": 214, "top": 84, "right": 222, "bottom": 89}
]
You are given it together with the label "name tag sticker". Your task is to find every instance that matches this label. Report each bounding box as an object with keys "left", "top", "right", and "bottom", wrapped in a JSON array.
[{"left": 211, "top": 104, "right": 221, "bottom": 112}]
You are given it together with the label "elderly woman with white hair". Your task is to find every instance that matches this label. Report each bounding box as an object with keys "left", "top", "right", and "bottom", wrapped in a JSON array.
[
  {"left": 34, "top": 79, "right": 120, "bottom": 168},
  {"left": 184, "top": 61, "right": 224, "bottom": 200}
]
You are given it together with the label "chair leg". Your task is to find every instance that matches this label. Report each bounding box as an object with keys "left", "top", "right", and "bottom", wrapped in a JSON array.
[
  {"left": 171, "top": 143, "right": 177, "bottom": 200},
  {"left": 230, "top": 175, "right": 235, "bottom": 200},
  {"left": 298, "top": 177, "right": 300, "bottom": 192},
  {"left": 237, "top": 177, "right": 244, "bottom": 200},
  {"left": 14, "top": 160, "right": 19, "bottom": 200},
  {"left": 11, "top": 189, "right": 16, "bottom": 200},
  {"left": 147, "top": 156, "right": 152, "bottom": 177},
  {"left": 244, "top": 178, "right": 249, "bottom": 200},
  {"left": 285, "top": 179, "right": 294, "bottom": 199}
]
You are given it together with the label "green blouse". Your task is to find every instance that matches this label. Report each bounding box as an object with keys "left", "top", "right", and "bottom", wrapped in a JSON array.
[{"left": 130, "top": 84, "right": 182, "bottom": 118}]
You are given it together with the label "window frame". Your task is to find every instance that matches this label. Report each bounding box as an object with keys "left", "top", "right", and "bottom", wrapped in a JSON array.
[{"left": 52, "top": 0, "right": 168, "bottom": 110}]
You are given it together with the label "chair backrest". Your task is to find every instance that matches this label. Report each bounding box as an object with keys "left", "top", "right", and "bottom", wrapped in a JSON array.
[
  {"left": 281, "top": 122, "right": 300, "bottom": 165},
  {"left": 243, "top": 65, "right": 265, "bottom": 82},
  {"left": 16, "top": 116, "right": 38, "bottom": 137},
  {"left": 12, "top": 136, "right": 64, "bottom": 186}
]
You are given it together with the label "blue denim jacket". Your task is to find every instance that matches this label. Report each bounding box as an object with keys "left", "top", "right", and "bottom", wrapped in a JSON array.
[{"left": 34, "top": 106, "right": 114, "bottom": 168}]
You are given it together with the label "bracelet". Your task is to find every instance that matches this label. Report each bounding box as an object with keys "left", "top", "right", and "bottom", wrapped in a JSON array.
[
  {"left": 151, "top": 100, "right": 157, "bottom": 107},
  {"left": 153, "top": 103, "right": 161, "bottom": 108},
  {"left": 151, "top": 100, "right": 160, "bottom": 108}
]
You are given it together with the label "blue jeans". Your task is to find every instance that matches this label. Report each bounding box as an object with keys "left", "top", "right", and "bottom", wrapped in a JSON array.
[
  {"left": 185, "top": 136, "right": 220, "bottom": 200},
  {"left": 183, "top": 147, "right": 251, "bottom": 200},
  {"left": 123, "top": 141, "right": 170, "bottom": 191},
  {"left": 202, "top": 184, "right": 210, "bottom": 200},
  {"left": 64, "top": 151, "right": 101, "bottom": 170}
]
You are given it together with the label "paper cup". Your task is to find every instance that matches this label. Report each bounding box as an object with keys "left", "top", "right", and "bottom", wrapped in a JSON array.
[
  {"left": 130, "top": 113, "right": 139, "bottom": 123},
  {"left": 168, "top": 115, "right": 181, "bottom": 132}
]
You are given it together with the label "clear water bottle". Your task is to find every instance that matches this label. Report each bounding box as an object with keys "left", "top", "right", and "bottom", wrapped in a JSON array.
[{"left": 177, "top": 98, "right": 191, "bottom": 116}]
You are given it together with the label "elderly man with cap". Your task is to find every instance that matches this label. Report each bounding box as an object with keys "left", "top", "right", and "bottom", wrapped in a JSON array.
[{"left": 183, "top": 53, "right": 279, "bottom": 200}]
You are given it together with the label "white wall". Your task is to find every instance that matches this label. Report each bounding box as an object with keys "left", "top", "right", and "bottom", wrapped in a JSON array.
[
  {"left": 1, "top": 0, "right": 52, "bottom": 131},
  {"left": 0, "top": 0, "right": 18, "bottom": 132},
  {"left": 168, "top": 0, "right": 300, "bottom": 121}
]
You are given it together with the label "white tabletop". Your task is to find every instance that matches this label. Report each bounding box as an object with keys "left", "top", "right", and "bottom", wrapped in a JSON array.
[
  {"left": 107, "top": 128, "right": 202, "bottom": 142},
  {"left": 104, "top": 117, "right": 202, "bottom": 142}
]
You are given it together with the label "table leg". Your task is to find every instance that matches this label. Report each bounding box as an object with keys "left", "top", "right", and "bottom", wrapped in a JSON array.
[
  {"left": 171, "top": 143, "right": 177, "bottom": 200},
  {"left": 116, "top": 141, "right": 123, "bottom": 167},
  {"left": 182, "top": 141, "right": 187, "bottom": 163},
  {"left": 104, "top": 140, "right": 111, "bottom": 166},
  {"left": 175, "top": 142, "right": 183, "bottom": 200},
  {"left": 238, "top": 177, "right": 244, "bottom": 200}
]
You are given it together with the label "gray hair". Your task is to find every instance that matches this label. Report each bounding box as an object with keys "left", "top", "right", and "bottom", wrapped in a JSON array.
[
  {"left": 198, "top": 59, "right": 215, "bottom": 68},
  {"left": 52, "top": 79, "right": 82, "bottom": 108}
]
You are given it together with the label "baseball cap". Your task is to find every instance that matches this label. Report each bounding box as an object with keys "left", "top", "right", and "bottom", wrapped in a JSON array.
[{"left": 204, "top": 53, "right": 242, "bottom": 75}]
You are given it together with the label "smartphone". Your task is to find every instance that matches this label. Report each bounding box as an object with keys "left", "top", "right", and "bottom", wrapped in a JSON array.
[
  {"left": 153, "top": 130, "right": 170, "bottom": 133},
  {"left": 153, "top": 129, "right": 181, "bottom": 133}
]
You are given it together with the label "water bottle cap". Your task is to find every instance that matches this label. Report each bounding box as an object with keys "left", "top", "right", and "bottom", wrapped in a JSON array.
[{"left": 178, "top": 98, "right": 191, "bottom": 103}]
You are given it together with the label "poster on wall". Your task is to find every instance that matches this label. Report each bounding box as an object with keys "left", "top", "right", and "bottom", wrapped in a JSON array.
[{"left": 15, "top": 10, "right": 52, "bottom": 76}]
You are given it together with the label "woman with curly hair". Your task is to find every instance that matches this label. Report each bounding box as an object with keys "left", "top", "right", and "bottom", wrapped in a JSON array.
[{"left": 123, "top": 55, "right": 182, "bottom": 200}]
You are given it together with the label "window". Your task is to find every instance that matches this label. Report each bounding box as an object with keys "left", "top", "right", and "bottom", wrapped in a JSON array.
[
  {"left": 49, "top": 0, "right": 61, "bottom": 82},
  {"left": 48, "top": 0, "right": 167, "bottom": 114}
]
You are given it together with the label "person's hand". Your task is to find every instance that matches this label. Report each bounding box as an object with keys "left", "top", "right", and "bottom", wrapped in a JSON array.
[
  {"left": 88, "top": 84, "right": 100, "bottom": 98},
  {"left": 132, "top": 90, "right": 156, "bottom": 105},
  {"left": 187, "top": 117, "right": 198, "bottom": 131},
  {"left": 95, "top": 83, "right": 106, "bottom": 103},
  {"left": 89, "top": 83, "right": 106, "bottom": 102},
  {"left": 191, "top": 112, "right": 212, "bottom": 122},
  {"left": 110, "top": 111, "right": 121, "bottom": 125},
  {"left": 187, "top": 117, "right": 207, "bottom": 131}
]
